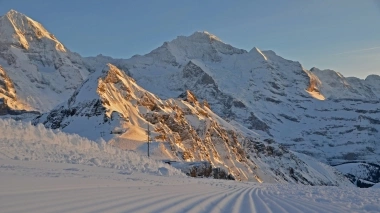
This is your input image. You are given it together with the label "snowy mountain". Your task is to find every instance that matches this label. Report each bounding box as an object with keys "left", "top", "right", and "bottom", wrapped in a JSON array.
[
  {"left": 84, "top": 32, "right": 380, "bottom": 185},
  {"left": 0, "top": 10, "right": 89, "bottom": 112},
  {"left": 0, "top": 10, "right": 371, "bottom": 186},
  {"left": 33, "top": 63, "right": 351, "bottom": 185}
]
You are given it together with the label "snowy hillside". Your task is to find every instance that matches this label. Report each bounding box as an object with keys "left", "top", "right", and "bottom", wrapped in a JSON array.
[
  {"left": 33, "top": 63, "right": 352, "bottom": 185},
  {"left": 84, "top": 32, "right": 380, "bottom": 184},
  {"left": 0, "top": 10, "right": 89, "bottom": 112}
]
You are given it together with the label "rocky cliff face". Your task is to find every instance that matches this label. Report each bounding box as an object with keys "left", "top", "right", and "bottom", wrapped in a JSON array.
[
  {"left": 0, "top": 65, "right": 18, "bottom": 109},
  {"left": 0, "top": 10, "right": 89, "bottom": 112},
  {"left": 33, "top": 64, "right": 351, "bottom": 185}
]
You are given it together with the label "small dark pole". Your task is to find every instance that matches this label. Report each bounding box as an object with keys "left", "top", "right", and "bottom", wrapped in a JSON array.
[{"left": 147, "top": 124, "right": 151, "bottom": 158}]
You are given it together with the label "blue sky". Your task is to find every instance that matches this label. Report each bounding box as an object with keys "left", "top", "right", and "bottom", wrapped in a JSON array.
[{"left": 0, "top": 0, "right": 379, "bottom": 78}]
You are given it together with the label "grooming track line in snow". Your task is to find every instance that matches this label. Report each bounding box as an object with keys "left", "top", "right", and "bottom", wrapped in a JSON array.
[{"left": 1, "top": 160, "right": 379, "bottom": 213}]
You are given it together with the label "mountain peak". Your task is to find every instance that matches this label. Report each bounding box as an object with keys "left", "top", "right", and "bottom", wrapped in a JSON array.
[
  {"left": 5, "top": 9, "right": 25, "bottom": 17},
  {"left": 102, "top": 63, "right": 121, "bottom": 75},
  {"left": 99, "top": 63, "right": 134, "bottom": 85},
  {"left": 189, "top": 31, "right": 222, "bottom": 42},
  {"left": 2, "top": 9, "right": 31, "bottom": 30},
  {"left": 0, "top": 10, "right": 66, "bottom": 52},
  {"left": 249, "top": 47, "right": 268, "bottom": 60},
  {"left": 145, "top": 31, "right": 246, "bottom": 63}
]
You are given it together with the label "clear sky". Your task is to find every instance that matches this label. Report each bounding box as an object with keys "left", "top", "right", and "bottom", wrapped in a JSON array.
[{"left": 0, "top": 0, "right": 379, "bottom": 79}]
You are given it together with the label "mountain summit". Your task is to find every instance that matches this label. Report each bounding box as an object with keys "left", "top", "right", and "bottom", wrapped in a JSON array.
[
  {"left": 0, "top": 10, "right": 65, "bottom": 51},
  {"left": 141, "top": 31, "right": 247, "bottom": 66}
]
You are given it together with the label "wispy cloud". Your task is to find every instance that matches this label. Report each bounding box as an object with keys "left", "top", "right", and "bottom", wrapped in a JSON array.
[{"left": 332, "top": 46, "right": 380, "bottom": 56}]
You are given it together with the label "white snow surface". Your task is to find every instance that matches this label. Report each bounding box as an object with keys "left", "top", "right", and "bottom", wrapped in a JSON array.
[{"left": 0, "top": 158, "right": 379, "bottom": 213}]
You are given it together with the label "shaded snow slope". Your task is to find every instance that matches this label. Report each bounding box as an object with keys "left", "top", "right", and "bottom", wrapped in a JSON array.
[
  {"left": 0, "top": 118, "right": 182, "bottom": 176},
  {"left": 33, "top": 64, "right": 352, "bottom": 186},
  {"left": 0, "top": 10, "right": 89, "bottom": 112},
  {"left": 0, "top": 159, "right": 378, "bottom": 213},
  {"left": 335, "top": 162, "right": 380, "bottom": 187}
]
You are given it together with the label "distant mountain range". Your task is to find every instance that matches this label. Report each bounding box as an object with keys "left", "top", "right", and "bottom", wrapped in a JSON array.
[{"left": 1, "top": 10, "right": 378, "bottom": 187}]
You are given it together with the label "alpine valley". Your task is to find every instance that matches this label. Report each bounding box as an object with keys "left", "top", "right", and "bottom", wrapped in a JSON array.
[{"left": 1, "top": 10, "right": 379, "bottom": 187}]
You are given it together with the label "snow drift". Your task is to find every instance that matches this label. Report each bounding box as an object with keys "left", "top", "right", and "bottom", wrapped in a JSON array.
[{"left": 0, "top": 118, "right": 183, "bottom": 176}]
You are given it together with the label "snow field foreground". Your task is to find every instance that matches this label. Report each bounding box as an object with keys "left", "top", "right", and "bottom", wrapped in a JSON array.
[
  {"left": 0, "top": 119, "right": 183, "bottom": 176},
  {"left": 0, "top": 119, "right": 379, "bottom": 212},
  {"left": 0, "top": 159, "right": 379, "bottom": 213}
]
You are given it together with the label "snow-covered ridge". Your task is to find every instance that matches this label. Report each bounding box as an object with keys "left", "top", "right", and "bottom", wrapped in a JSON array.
[
  {"left": 310, "top": 67, "right": 380, "bottom": 99},
  {"left": 140, "top": 31, "right": 247, "bottom": 66},
  {"left": 188, "top": 31, "right": 223, "bottom": 42}
]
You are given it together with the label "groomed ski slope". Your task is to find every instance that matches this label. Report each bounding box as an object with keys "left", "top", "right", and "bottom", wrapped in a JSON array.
[
  {"left": 0, "top": 119, "right": 379, "bottom": 213},
  {"left": 1, "top": 160, "right": 379, "bottom": 213}
]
